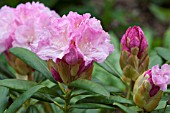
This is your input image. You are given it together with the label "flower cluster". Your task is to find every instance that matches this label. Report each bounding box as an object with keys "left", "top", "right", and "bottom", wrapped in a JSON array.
[
  {"left": 0, "top": 2, "right": 59, "bottom": 54},
  {"left": 0, "top": 2, "right": 114, "bottom": 83},
  {"left": 37, "top": 12, "right": 114, "bottom": 84}
]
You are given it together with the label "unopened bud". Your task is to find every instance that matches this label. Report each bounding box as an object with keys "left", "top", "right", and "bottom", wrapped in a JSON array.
[{"left": 120, "top": 26, "right": 149, "bottom": 81}]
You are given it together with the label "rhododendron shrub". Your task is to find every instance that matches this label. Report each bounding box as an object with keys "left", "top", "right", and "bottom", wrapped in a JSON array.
[{"left": 0, "top": 2, "right": 170, "bottom": 113}]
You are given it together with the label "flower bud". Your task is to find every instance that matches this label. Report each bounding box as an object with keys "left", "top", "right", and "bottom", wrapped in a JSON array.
[
  {"left": 120, "top": 26, "right": 149, "bottom": 81},
  {"left": 133, "top": 64, "right": 170, "bottom": 111},
  {"left": 47, "top": 45, "right": 93, "bottom": 85},
  {"left": 5, "top": 51, "right": 33, "bottom": 77}
]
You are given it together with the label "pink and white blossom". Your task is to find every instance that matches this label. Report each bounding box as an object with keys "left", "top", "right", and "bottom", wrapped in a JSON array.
[
  {"left": 12, "top": 2, "right": 60, "bottom": 50},
  {"left": 0, "top": 6, "right": 16, "bottom": 54},
  {"left": 151, "top": 64, "right": 170, "bottom": 91},
  {"left": 144, "top": 64, "right": 170, "bottom": 97},
  {"left": 37, "top": 11, "right": 114, "bottom": 66}
]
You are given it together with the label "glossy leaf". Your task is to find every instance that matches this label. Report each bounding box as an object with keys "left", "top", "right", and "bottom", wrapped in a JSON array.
[
  {"left": 149, "top": 51, "right": 163, "bottom": 68},
  {"left": 113, "top": 102, "right": 137, "bottom": 113},
  {"left": 155, "top": 47, "right": 170, "bottom": 61},
  {"left": 163, "top": 27, "right": 170, "bottom": 48},
  {"left": 71, "top": 103, "right": 114, "bottom": 109},
  {"left": 76, "top": 95, "right": 133, "bottom": 105},
  {"left": 69, "top": 79, "right": 110, "bottom": 97},
  {"left": 0, "top": 79, "right": 60, "bottom": 102},
  {"left": 9, "top": 47, "right": 55, "bottom": 82},
  {"left": 26, "top": 105, "right": 39, "bottom": 113},
  {"left": 93, "top": 64, "right": 125, "bottom": 91},
  {"left": 0, "top": 86, "right": 9, "bottom": 113},
  {"left": 6, "top": 85, "right": 45, "bottom": 113},
  {"left": 149, "top": 4, "right": 170, "bottom": 23}
]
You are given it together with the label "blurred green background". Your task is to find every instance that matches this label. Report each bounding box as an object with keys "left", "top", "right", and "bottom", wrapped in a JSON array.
[{"left": 1, "top": 0, "right": 170, "bottom": 49}]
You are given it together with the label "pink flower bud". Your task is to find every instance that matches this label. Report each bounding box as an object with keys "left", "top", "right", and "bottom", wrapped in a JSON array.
[
  {"left": 120, "top": 26, "right": 149, "bottom": 81},
  {"left": 47, "top": 44, "right": 94, "bottom": 84},
  {"left": 121, "top": 26, "right": 148, "bottom": 58},
  {"left": 5, "top": 51, "right": 34, "bottom": 76},
  {"left": 133, "top": 64, "right": 170, "bottom": 111}
]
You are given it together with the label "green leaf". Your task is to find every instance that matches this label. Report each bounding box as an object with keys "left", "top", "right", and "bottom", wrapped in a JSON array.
[
  {"left": 143, "top": 28, "right": 153, "bottom": 51},
  {"left": 93, "top": 64, "right": 125, "bottom": 91},
  {"left": 165, "top": 89, "right": 170, "bottom": 93},
  {"left": 149, "top": 51, "right": 163, "bottom": 68},
  {"left": 76, "top": 95, "right": 133, "bottom": 105},
  {"left": 155, "top": 47, "right": 170, "bottom": 61},
  {"left": 0, "top": 79, "right": 37, "bottom": 91},
  {"left": 0, "top": 79, "right": 60, "bottom": 102},
  {"left": 71, "top": 103, "right": 114, "bottom": 109},
  {"left": 0, "top": 62, "right": 15, "bottom": 78},
  {"left": 26, "top": 105, "right": 39, "bottom": 113},
  {"left": 0, "top": 86, "right": 9, "bottom": 113},
  {"left": 155, "top": 100, "right": 167, "bottom": 110},
  {"left": 69, "top": 79, "right": 110, "bottom": 97},
  {"left": 6, "top": 85, "right": 45, "bottom": 113},
  {"left": 9, "top": 47, "right": 55, "bottom": 82},
  {"left": 163, "top": 27, "right": 170, "bottom": 48},
  {"left": 113, "top": 102, "right": 137, "bottom": 113},
  {"left": 149, "top": 4, "right": 170, "bottom": 23}
]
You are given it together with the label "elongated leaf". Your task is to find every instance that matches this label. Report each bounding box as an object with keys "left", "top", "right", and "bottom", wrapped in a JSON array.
[
  {"left": 0, "top": 79, "right": 36, "bottom": 91},
  {"left": 0, "top": 79, "right": 60, "bottom": 97},
  {"left": 155, "top": 47, "right": 170, "bottom": 61},
  {"left": 9, "top": 47, "right": 55, "bottom": 82},
  {"left": 0, "top": 86, "right": 9, "bottom": 113},
  {"left": 0, "top": 62, "right": 15, "bottom": 78},
  {"left": 149, "top": 51, "right": 163, "bottom": 68},
  {"left": 71, "top": 103, "right": 114, "bottom": 109},
  {"left": 76, "top": 95, "right": 133, "bottom": 105},
  {"left": 113, "top": 102, "right": 137, "bottom": 113},
  {"left": 6, "top": 85, "right": 45, "bottom": 113},
  {"left": 26, "top": 105, "right": 39, "bottom": 113},
  {"left": 163, "top": 27, "right": 170, "bottom": 48},
  {"left": 149, "top": 4, "right": 170, "bottom": 23},
  {"left": 69, "top": 79, "right": 110, "bottom": 97}
]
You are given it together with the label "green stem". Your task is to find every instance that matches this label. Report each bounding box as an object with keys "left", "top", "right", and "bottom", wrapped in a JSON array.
[
  {"left": 64, "top": 90, "right": 72, "bottom": 113},
  {"left": 163, "top": 101, "right": 168, "bottom": 113},
  {"left": 126, "top": 80, "right": 133, "bottom": 100},
  {"left": 45, "top": 95, "right": 64, "bottom": 110},
  {"left": 58, "top": 82, "right": 66, "bottom": 94}
]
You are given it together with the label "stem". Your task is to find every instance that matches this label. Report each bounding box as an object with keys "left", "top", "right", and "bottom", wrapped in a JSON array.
[
  {"left": 126, "top": 80, "right": 133, "bottom": 100},
  {"left": 45, "top": 95, "right": 64, "bottom": 110},
  {"left": 163, "top": 101, "right": 168, "bottom": 113},
  {"left": 64, "top": 90, "right": 72, "bottom": 113},
  {"left": 58, "top": 82, "right": 66, "bottom": 94}
]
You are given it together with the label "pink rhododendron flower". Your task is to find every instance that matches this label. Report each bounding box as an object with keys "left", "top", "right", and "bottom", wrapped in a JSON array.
[
  {"left": 37, "top": 11, "right": 114, "bottom": 65},
  {"left": 37, "top": 11, "right": 114, "bottom": 84},
  {"left": 151, "top": 64, "right": 170, "bottom": 91},
  {"left": 142, "top": 64, "right": 170, "bottom": 97},
  {"left": 0, "top": 6, "right": 16, "bottom": 54},
  {"left": 12, "top": 2, "right": 60, "bottom": 50},
  {"left": 121, "top": 26, "right": 148, "bottom": 58}
]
